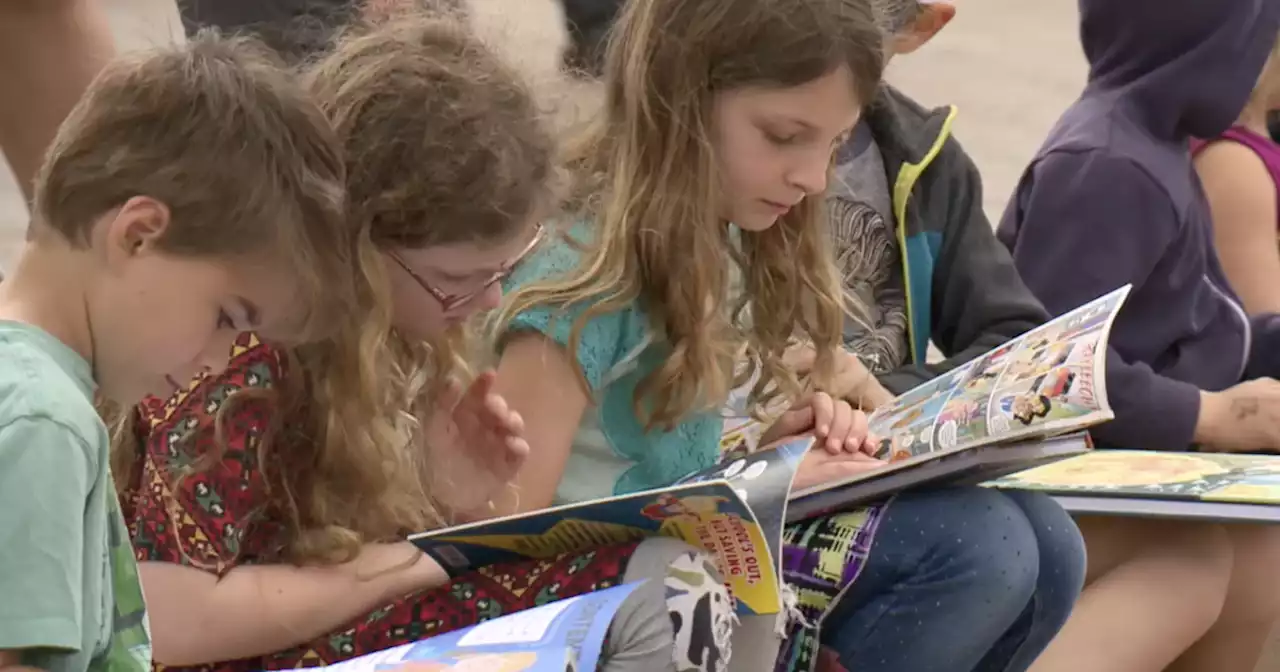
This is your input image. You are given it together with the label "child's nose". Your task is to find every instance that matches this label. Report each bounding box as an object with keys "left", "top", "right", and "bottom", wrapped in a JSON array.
[
  {"left": 476, "top": 282, "right": 503, "bottom": 313},
  {"left": 790, "top": 155, "right": 830, "bottom": 196}
]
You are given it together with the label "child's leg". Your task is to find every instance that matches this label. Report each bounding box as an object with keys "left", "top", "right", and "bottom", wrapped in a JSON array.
[
  {"left": 972, "top": 490, "right": 1086, "bottom": 672},
  {"left": 0, "top": 0, "right": 115, "bottom": 201},
  {"left": 1027, "top": 516, "right": 1234, "bottom": 672},
  {"left": 1168, "top": 524, "right": 1280, "bottom": 672},
  {"left": 816, "top": 488, "right": 1053, "bottom": 671},
  {"left": 602, "top": 537, "right": 734, "bottom": 672}
]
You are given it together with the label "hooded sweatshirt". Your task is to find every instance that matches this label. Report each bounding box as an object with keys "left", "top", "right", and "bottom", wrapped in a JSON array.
[{"left": 996, "top": 0, "right": 1280, "bottom": 450}]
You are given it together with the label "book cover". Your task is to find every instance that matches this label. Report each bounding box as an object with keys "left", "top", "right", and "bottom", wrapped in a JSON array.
[
  {"left": 675, "top": 436, "right": 811, "bottom": 565},
  {"left": 288, "top": 582, "right": 641, "bottom": 672},
  {"left": 986, "top": 450, "right": 1280, "bottom": 505},
  {"left": 408, "top": 467, "right": 802, "bottom": 616}
]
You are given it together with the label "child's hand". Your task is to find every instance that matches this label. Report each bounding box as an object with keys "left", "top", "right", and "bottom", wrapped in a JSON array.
[
  {"left": 424, "top": 370, "right": 530, "bottom": 516},
  {"left": 791, "top": 446, "right": 886, "bottom": 491},
  {"left": 760, "top": 391, "right": 879, "bottom": 455},
  {"left": 784, "top": 344, "right": 894, "bottom": 411}
]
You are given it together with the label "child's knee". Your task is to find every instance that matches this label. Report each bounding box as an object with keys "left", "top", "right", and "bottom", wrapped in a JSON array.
[
  {"left": 1222, "top": 524, "right": 1280, "bottom": 626},
  {"left": 910, "top": 489, "right": 1044, "bottom": 611},
  {"left": 1086, "top": 518, "right": 1234, "bottom": 618},
  {"left": 606, "top": 538, "right": 733, "bottom": 672},
  {"left": 999, "top": 491, "right": 1087, "bottom": 614}
]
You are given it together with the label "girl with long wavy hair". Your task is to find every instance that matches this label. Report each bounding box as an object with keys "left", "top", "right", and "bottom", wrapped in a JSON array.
[
  {"left": 493, "top": 1, "right": 1086, "bottom": 671},
  {"left": 112, "top": 8, "right": 734, "bottom": 672}
]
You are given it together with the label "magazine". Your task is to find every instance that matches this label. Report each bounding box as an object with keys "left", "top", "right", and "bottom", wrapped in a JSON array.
[
  {"left": 411, "top": 437, "right": 811, "bottom": 617},
  {"left": 290, "top": 582, "right": 642, "bottom": 672},
  {"left": 986, "top": 450, "right": 1280, "bottom": 523},
  {"left": 722, "top": 286, "right": 1130, "bottom": 516}
]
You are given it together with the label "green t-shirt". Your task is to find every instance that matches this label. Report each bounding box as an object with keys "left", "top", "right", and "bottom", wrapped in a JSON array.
[{"left": 0, "top": 321, "right": 151, "bottom": 672}]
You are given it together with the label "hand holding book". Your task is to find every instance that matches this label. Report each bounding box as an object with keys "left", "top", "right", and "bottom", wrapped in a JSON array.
[
  {"left": 759, "top": 390, "right": 879, "bottom": 456},
  {"left": 790, "top": 447, "right": 886, "bottom": 491},
  {"left": 784, "top": 342, "right": 895, "bottom": 411}
]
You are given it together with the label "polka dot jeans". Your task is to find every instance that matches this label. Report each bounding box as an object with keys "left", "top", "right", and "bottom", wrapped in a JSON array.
[{"left": 802, "top": 488, "right": 1086, "bottom": 672}]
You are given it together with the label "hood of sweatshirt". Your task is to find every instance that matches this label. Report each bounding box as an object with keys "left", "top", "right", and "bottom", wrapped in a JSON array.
[{"left": 1080, "top": 0, "right": 1280, "bottom": 140}]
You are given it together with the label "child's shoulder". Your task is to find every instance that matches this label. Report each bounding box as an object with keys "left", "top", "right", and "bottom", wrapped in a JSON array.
[
  {"left": 0, "top": 321, "right": 104, "bottom": 454},
  {"left": 502, "top": 220, "right": 653, "bottom": 390},
  {"left": 507, "top": 219, "right": 596, "bottom": 286}
]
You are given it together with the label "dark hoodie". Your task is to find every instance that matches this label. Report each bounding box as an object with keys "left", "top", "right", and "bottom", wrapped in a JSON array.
[{"left": 997, "top": 0, "right": 1280, "bottom": 450}]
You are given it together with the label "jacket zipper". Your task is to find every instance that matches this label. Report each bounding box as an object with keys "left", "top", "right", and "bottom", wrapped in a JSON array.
[{"left": 1203, "top": 273, "right": 1251, "bottom": 379}]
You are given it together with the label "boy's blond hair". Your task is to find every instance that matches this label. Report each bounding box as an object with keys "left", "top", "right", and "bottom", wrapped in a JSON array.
[{"left": 32, "top": 31, "right": 352, "bottom": 343}]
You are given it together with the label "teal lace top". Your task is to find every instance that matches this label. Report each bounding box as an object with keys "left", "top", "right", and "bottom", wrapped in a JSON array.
[{"left": 501, "top": 223, "right": 722, "bottom": 504}]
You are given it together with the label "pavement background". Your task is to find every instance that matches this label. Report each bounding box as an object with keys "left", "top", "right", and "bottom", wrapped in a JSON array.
[{"left": 0, "top": 1, "right": 1276, "bottom": 666}]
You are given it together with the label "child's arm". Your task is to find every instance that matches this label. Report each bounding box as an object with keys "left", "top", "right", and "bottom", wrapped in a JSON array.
[
  {"left": 1195, "top": 141, "right": 1280, "bottom": 315},
  {"left": 1000, "top": 152, "right": 1201, "bottom": 450},
  {"left": 0, "top": 0, "right": 115, "bottom": 202},
  {"left": 142, "top": 542, "right": 447, "bottom": 666},
  {"left": 491, "top": 333, "right": 590, "bottom": 514},
  {"left": 0, "top": 650, "right": 44, "bottom": 672},
  {"left": 784, "top": 343, "right": 895, "bottom": 410}
]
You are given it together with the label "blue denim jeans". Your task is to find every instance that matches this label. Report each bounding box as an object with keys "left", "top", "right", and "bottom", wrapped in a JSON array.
[{"left": 819, "top": 487, "right": 1086, "bottom": 672}]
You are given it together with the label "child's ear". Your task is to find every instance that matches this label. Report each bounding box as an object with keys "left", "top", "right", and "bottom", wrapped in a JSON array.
[
  {"left": 890, "top": 2, "right": 956, "bottom": 56},
  {"left": 102, "top": 195, "right": 171, "bottom": 265}
]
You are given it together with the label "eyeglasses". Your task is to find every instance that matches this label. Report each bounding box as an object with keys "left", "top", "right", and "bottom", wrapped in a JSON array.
[{"left": 387, "top": 223, "right": 545, "bottom": 313}]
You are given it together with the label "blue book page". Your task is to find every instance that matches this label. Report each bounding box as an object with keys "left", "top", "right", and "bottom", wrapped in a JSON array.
[
  {"left": 410, "top": 481, "right": 782, "bottom": 615},
  {"left": 286, "top": 583, "right": 641, "bottom": 672}
]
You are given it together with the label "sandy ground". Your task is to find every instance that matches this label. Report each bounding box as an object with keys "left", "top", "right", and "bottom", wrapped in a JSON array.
[
  {"left": 0, "top": 0, "right": 1083, "bottom": 267},
  {"left": 0, "top": 0, "right": 1276, "bottom": 665}
]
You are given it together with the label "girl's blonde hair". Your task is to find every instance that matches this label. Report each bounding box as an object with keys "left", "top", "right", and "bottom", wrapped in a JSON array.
[
  {"left": 113, "top": 6, "right": 555, "bottom": 566},
  {"left": 499, "top": 0, "right": 884, "bottom": 429}
]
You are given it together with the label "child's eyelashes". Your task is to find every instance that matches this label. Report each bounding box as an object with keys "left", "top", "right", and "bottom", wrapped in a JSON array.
[
  {"left": 216, "top": 309, "right": 235, "bottom": 330},
  {"left": 764, "top": 129, "right": 799, "bottom": 145}
]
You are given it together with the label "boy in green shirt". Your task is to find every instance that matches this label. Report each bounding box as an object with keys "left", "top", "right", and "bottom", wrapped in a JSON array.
[{"left": 0, "top": 32, "right": 352, "bottom": 672}]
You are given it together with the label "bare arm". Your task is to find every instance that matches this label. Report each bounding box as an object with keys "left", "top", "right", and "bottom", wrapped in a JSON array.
[
  {"left": 0, "top": 650, "right": 43, "bottom": 672},
  {"left": 491, "top": 333, "right": 590, "bottom": 514},
  {"left": 142, "top": 542, "right": 446, "bottom": 666},
  {"left": 0, "top": 0, "right": 115, "bottom": 202},
  {"left": 784, "top": 342, "right": 895, "bottom": 410},
  {"left": 1196, "top": 141, "right": 1280, "bottom": 315}
]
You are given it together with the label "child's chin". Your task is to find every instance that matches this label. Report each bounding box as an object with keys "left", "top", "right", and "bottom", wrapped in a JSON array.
[{"left": 734, "top": 213, "right": 780, "bottom": 233}]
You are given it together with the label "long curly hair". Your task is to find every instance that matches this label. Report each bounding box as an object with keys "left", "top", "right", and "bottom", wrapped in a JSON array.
[
  {"left": 498, "top": 0, "right": 884, "bottom": 429},
  {"left": 112, "top": 6, "right": 555, "bottom": 566}
]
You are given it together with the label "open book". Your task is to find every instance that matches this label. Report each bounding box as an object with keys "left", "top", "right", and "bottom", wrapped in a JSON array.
[
  {"left": 288, "top": 582, "right": 642, "bottom": 672},
  {"left": 986, "top": 450, "right": 1280, "bottom": 523},
  {"left": 723, "top": 286, "right": 1129, "bottom": 519}
]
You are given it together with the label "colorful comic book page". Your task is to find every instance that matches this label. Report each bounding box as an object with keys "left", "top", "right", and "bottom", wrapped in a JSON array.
[
  {"left": 987, "top": 451, "right": 1280, "bottom": 505},
  {"left": 867, "top": 360, "right": 975, "bottom": 459},
  {"left": 286, "top": 583, "right": 642, "bottom": 672},
  {"left": 985, "top": 364, "right": 1102, "bottom": 435},
  {"left": 409, "top": 482, "right": 781, "bottom": 616}
]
